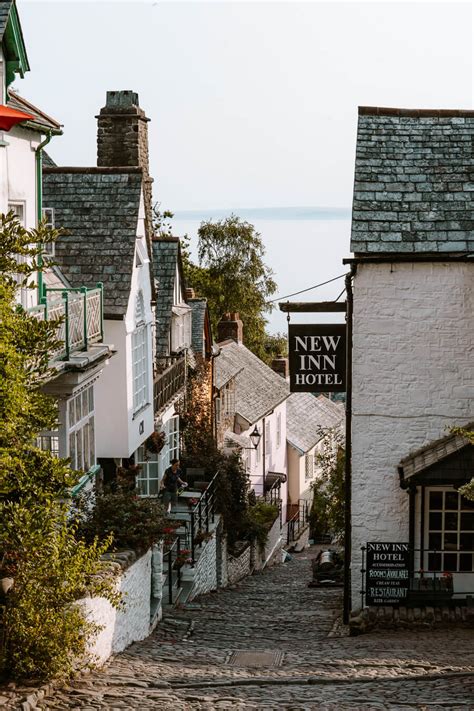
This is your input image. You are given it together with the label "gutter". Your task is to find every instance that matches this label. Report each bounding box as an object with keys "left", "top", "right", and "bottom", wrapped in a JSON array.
[
  {"left": 343, "top": 262, "right": 356, "bottom": 625},
  {"left": 35, "top": 130, "right": 52, "bottom": 302}
]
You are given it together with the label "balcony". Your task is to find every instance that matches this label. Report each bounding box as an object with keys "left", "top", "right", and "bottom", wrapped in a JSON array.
[
  {"left": 29, "top": 284, "right": 104, "bottom": 361},
  {"left": 153, "top": 358, "right": 186, "bottom": 413}
]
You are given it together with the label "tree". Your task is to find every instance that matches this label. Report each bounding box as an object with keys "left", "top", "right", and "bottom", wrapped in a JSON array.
[
  {"left": 309, "top": 427, "right": 345, "bottom": 542},
  {"left": 0, "top": 213, "right": 117, "bottom": 680},
  {"left": 182, "top": 215, "right": 277, "bottom": 360}
]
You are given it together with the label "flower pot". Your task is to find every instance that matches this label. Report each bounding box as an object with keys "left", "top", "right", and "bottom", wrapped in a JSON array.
[{"left": 1, "top": 577, "right": 14, "bottom": 594}]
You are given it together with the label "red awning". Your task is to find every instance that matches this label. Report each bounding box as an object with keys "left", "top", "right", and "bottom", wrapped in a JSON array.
[{"left": 0, "top": 105, "right": 34, "bottom": 131}]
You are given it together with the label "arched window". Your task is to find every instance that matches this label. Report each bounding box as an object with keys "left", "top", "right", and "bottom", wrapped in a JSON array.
[{"left": 132, "top": 291, "right": 149, "bottom": 412}]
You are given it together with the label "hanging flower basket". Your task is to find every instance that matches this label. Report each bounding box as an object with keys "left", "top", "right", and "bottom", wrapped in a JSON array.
[{"left": 145, "top": 431, "right": 166, "bottom": 454}]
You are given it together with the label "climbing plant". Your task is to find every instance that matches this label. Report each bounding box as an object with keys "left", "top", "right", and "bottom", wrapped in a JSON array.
[{"left": 309, "top": 427, "right": 345, "bottom": 543}]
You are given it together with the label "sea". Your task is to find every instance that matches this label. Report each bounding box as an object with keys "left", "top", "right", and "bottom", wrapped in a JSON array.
[{"left": 172, "top": 206, "right": 352, "bottom": 335}]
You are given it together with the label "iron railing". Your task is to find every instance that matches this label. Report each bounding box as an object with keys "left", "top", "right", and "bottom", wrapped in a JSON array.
[
  {"left": 29, "top": 284, "right": 104, "bottom": 360},
  {"left": 153, "top": 358, "right": 186, "bottom": 412},
  {"left": 360, "top": 545, "right": 474, "bottom": 609},
  {"left": 188, "top": 472, "right": 219, "bottom": 563},
  {"left": 264, "top": 479, "right": 281, "bottom": 506},
  {"left": 163, "top": 536, "right": 182, "bottom": 605},
  {"left": 287, "top": 499, "right": 310, "bottom": 545}
]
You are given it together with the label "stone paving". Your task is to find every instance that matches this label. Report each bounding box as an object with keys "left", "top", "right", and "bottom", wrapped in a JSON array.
[{"left": 42, "top": 548, "right": 474, "bottom": 710}]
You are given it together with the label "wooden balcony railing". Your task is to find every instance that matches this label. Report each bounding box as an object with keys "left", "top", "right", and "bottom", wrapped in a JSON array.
[
  {"left": 153, "top": 358, "right": 186, "bottom": 413},
  {"left": 29, "top": 283, "right": 104, "bottom": 360}
]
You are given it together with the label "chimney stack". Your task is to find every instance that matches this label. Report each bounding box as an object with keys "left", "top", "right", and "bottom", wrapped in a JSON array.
[
  {"left": 271, "top": 356, "right": 289, "bottom": 379},
  {"left": 185, "top": 287, "right": 196, "bottom": 300},
  {"left": 96, "top": 90, "right": 153, "bottom": 236},
  {"left": 217, "top": 312, "right": 243, "bottom": 344}
]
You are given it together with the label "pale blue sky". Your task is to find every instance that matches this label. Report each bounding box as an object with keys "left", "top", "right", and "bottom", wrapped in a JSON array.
[{"left": 18, "top": 1, "right": 473, "bottom": 212}]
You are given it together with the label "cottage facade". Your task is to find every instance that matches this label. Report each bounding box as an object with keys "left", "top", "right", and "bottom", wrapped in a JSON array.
[{"left": 349, "top": 107, "right": 474, "bottom": 611}]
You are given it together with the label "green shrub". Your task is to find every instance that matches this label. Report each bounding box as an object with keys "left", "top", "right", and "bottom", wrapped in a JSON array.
[{"left": 243, "top": 501, "right": 279, "bottom": 549}]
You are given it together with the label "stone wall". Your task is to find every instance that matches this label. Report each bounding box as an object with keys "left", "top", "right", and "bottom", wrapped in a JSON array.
[
  {"left": 227, "top": 543, "right": 252, "bottom": 585},
  {"left": 252, "top": 514, "right": 283, "bottom": 571},
  {"left": 80, "top": 549, "right": 154, "bottom": 665},
  {"left": 189, "top": 528, "right": 218, "bottom": 600},
  {"left": 350, "top": 262, "right": 474, "bottom": 611}
]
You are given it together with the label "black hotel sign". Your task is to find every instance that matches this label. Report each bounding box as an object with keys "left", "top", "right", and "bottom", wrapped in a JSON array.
[
  {"left": 288, "top": 324, "right": 346, "bottom": 393},
  {"left": 365, "top": 542, "right": 410, "bottom": 606}
]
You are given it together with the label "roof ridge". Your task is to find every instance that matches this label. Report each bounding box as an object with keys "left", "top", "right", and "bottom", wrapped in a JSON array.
[
  {"left": 359, "top": 106, "right": 474, "bottom": 118},
  {"left": 43, "top": 166, "right": 143, "bottom": 174}
]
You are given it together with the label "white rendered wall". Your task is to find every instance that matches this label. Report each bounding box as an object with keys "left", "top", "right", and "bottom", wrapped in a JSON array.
[
  {"left": 81, "top": 550, "right": 152, "bottom": 666},
  {"left": 350, "top": 262, "right": 474, "bottom": 610}
]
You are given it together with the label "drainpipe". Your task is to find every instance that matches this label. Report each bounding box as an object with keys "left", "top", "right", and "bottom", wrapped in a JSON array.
[
  {"left": 35, "top": 131, "right": 52, "bottom": 302},
  {"left": 343, "top": 263, "right": 356, "bottom": 625}
]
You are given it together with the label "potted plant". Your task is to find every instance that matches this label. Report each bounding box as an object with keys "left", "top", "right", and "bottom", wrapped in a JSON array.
[
  {"left": 187, "top": 497, "right": 198, "bottom": 510},
  {"left": 145, "top": 431, "right": 166, "bottom": 454},
  {"left": 173, "top": 549, "right": 193, "bottom": 569},
  {"left": 193, "top": 530, "right": 213, "bottom": 546}
]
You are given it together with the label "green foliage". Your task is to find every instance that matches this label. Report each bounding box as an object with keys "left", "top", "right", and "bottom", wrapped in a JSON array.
[
  {"left": 310, "top": 427, "right": 345, "bottom": 542},
  {"left": 451, "top": 427, "right": 474, "bottom": 501},
  {"left": 152, "top": 204, "right": 175, "bottom": 239},
  {"left": 182, "top": 215, "right": 277, "bottom": 360},
  {"left": 242, "top": 501, "right": 279, "bottom": 549},
  {"left": 263, "top": 331, "right": 288, "bottom": 364},
  {"left": 0, "top": 214, "right": 117, "bottom": 681},
  {"left": 73, "top": 484, "right": 167, "bottom": 555}
]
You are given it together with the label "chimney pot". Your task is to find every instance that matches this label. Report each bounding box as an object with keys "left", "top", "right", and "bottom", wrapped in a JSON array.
[{"left": 217, "top": 313, "right": 243, "bottom": 344}]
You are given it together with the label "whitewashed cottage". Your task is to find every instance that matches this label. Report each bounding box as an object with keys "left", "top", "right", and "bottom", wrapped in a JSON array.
[{"left": 348, "top": 106, "right": 474, "bottom": 614}]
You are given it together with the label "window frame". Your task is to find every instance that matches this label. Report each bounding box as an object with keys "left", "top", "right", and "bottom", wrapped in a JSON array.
[{"left": 67, "top": 385, "right": 95, "bottom": 472}]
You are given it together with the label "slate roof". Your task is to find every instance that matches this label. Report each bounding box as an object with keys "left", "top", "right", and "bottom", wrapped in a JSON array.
[
  {"left": 42, "top": 150, "right": 57, "bottom": 168},
  {"left": 152, "top": 237, "right": 179, "bottom": 357},
  {"left": 215, "top": 340, "right": 289, "bottom": 424},
  {"left": 399, "top": 425, "right": 473, "bottom": 481},
  {"left": 8, "top": 91, "right": 62, "bottom": 135},
  {"left": 351, "top": 107, "right": 474, "bottom": 255},
  {"left": 286, "top": 393, "right": 344, "bottom": 454},
  {"left": 0, "top": 1, "right": 11, "bottom": 41},
  {"left": 42, "top": 167, "right": 143, "bottom": 317}
]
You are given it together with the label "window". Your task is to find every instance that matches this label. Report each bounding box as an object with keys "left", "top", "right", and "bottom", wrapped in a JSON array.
[
  {"left": 171, "top": 307, "right": 191, "bottom": 352},
  {"left": 215, "top": 396, "right": 221, "bottom": 426},
  {"left": 42, "top": 207, "right": 55, "bottom": 256},
  {"left": 276, "top": 413, "right": 281, "bottom": 447},
  {"left": 265, "top": 420, "right": 271, "bottom": 457},
  {"left": 305, "top": 453, "right": 314, "bottom": 481},
  {"left": 132, "top": 292, "right": 149, "bottom": 413},
  {"left": 37, "top": 432, "right": 59, "bottom": 458},
  {"left": 135, "top": 446, "right": 160, "bottom": 497},
  {"left": 425, "top": 488, "right": 474, "bottom": 573},
  {"left": 137, "top": 415, "right": 180, "bottom": 497},
  {"left": 67, "top": 385, "right": 95, "bottom": 471}
]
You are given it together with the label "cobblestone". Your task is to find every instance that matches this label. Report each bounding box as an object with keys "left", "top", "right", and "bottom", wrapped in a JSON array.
[{"left": 42, "top": 548, "right": 474, "bottom": 709}]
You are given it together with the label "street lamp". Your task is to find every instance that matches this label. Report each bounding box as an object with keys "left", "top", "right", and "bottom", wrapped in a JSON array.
[{"left": 249, "top": 425, "right": 262, "bottom": 450}]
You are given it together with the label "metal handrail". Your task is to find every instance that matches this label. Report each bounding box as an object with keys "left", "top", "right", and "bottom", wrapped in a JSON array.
[
  {"left": 287, "top": 499, "right": 310, "bottom": 545},
  {"left": 189, "top": 471, "right": 219, "bottom": 562},
  {"left": 163, "top": 536, "right": 182, "bottom": 605}
]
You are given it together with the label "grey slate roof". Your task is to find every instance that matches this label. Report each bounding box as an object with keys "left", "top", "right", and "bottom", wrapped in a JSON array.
[
  {"left": 42, "top": 167, "right": 143, "bottom": 317},
  {"left": 42, "top": 151, "right": 57, "bottom": 168},
  {"left": 152, "top": 237, "right": 179, "bottom": 357},
  {"left": 215, "top": 340, "right": 289, "bottom": 424},
  {"left": 8, "top": 91, "right": 62, "bottom": 135},
  {"left": 351, "top": 107, "right": 474, "bottom": 255},
  {"left": 287, "top": 393, "right": 344, "bottom": 454},
  {"left": 399, "top": 424, "right": 473, "bottom": 481},
  {"left": 0, "top": 1, "right": 12, "bottom": 41}
]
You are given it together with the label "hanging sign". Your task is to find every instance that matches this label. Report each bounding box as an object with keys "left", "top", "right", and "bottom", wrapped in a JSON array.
[
  {"left": 288, "top": 324, "right": 346, "bottom": 393},
  {"left": 365, "top": 542, "right": 410, "bottom": 606}
]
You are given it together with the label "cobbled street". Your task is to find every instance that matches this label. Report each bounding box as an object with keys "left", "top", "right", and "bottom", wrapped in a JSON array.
[{"left": 44, "top": 548, "right": 474, "bottom": 710}]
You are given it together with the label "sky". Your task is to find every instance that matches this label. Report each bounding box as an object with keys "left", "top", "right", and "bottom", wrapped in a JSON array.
[
  {"left": 18, "top": 1, "right": 473, "bottom": 212},
  {"left": 15, "top": 1, "right": 474, "bottom": 333}
]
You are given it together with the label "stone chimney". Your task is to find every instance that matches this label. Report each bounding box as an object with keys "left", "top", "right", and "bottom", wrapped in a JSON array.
[
  {"left": 271, "top": 356, "right": 289, "bottom": 379},
  {"left": 96, "top": 90, "right": 153, "bottom": 235},
  {"left": 217, "top": 312, "right": 243, "bottom": 344}
]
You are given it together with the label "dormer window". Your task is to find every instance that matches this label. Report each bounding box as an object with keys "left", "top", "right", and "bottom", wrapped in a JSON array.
[{"left": 171, "top": 305, "right": 191, "bottom": 353}]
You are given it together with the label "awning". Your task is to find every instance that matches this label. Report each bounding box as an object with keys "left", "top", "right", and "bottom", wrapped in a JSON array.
[
  {"left": 398, "top": 426, "right": 474, "bottom": 488},
  {"left": 0, "top": 104, "right": 34, "bottom": 131}
]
